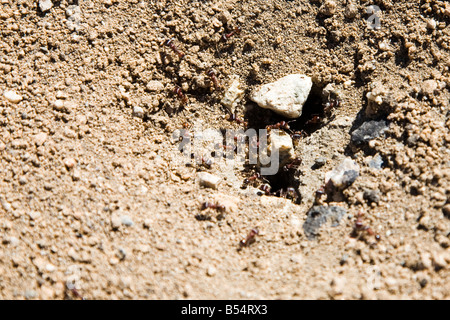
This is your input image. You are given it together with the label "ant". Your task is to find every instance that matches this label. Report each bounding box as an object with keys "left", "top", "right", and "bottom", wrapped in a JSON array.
[
  {"left": 290, "top": 130, "right": 305, "bottom": 141},
  {"left": 173, "top": 86, "right": 188, "bottom": 104},
  {"left": 259, "top": 184, "right": 272, "bottom": 195},
  {"left": 314, "top": 185, "right": 326, "bottom": 203},
  {"left": 164, "top": 38, "right": 185, "bottom": 58},
  {"left": 66, "top": 282, "right": 85, "bottom": 300},
  {"left": 201, "top": 201, "right": 225, "bottom": 212},
  {"left": 189, "top": 154, "right": 213, "bottom": 169},
  {"left": 222, "top": 26, "right": 242, "bottom": 41},
  {"left": 227, "top": 113, "right": 248, "bottom": 127},
  {"left": 283, "top": 158, "right": 302, "bottom": 172},
  {"left": 323, "top": 96, "right": 341, "bottom": 117},
  {"left": 239, "top": 228, "right": 259, "bottom": 247},
  {"left": 266, "top": 120, "right": 294, "bottom": 133},
  {"left": 351, "top": 212, "right": 381, "bottom": 242},
  {"left": 242, "top": 172, "right": 268, "bottom": 187},
  {"left": 206, "top": 69, "right": 220, "bottom": 90},
  {"left": 214, "top": 143, "right": 236, "bottom": 152},
  {"left": 276, "top": 187, "right": 298, "bottom": 202},
  {"left": 305, "top": 114, "right": 321, "bottom": 126}
]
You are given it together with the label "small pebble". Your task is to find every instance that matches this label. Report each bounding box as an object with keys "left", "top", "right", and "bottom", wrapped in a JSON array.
[
  {"left": 146, "top": 80, "right": 164, "bottom": 92},
  {"left": 421, "top": 80, "right": 438, "bottom": 96},
  {"left": 33, "top": 132, "right": 48, "bottom": 146},
  {"left": 314, "top": 157, "right": 327, "bottom": 167},
  {"left": 64, "top": 157, "right": 76, "bottom": 169},
  {"left": 324, "top": 158, "right": 360, "bottom": 190},
  {"left": 3, "top": 90, "right": 23, "bottom": 104},
  {"left": 427, "top": 19, "right": 437, "bottom": 30},
  {"left": 39, "top": 0, "right": 53, "bottom": 12},
  {"left": 133, "top": 106, "right": 145, "bottom": 118},
  {"left": 29, "top": 211, "right": 41, "bottom": 220},
  {"left": 197, "top": 172, "right": 221, "bottom": 190},
  {"left": 363, "top": 189, "right": 381, "bottom": 204},
  {"left": 351, "top": 120, "right": 389, "bottom": 145},
  {"left": 319, "top": 0, "right": 337, "bottom": 16},
  {"left": 368, "top": 154, "right": 383, "bottom": 169},
  {"left": 120, "top": 215, "right": 134, "bottom": 227},
  {"left": 0, "top": 141, "right": 6, "bottom": 151},
  {"left": 206, "top": 266, "right": 217, "bottom": 277},
  {"left": 221, "top": 77, "right": 244, "bottom": 113},
  {"left": 267, "top": 130, "right": 295, "bottom": 171},
  {"left": 303, "top": 206, "right": 346, "bottom": 240}
]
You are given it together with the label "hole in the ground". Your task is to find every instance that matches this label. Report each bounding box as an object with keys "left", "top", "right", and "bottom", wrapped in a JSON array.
[{"left": 241, "top": 83, "right": 327, "bottom": 203}]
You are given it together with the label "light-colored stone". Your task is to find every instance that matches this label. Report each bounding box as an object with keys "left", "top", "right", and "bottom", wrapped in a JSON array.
[
  {"left": 250, "top": 74, "right": 312, "bottom": 119},
  {"left": 421, "top": 80, "right": 438, "bottom": 96},
  {"left": 39, "top": 0, "right": 53, "bottom": 12},
  {"left": 3, "top": 90, "right": 22, "bottom": 103},
  {"left": 29, "top": 211, "right": 41, "bottom": 220},
  {"left": 33, "top": 132, "right": 48, "bottom": 146},
  {"left": 325, "top": 158, "right": 360, "bottom": 189},
  {"left": 221, "top": 77, "right": 244, "bottom": 113},
  {"left": 268, "top": 129, "right": 295, "bottom": 168},
  {"left": 197, "top": 172, "right": 221, "bottom": 189},
  {"left": 133, "top": 106, "right": 145, "bottom": 118},
  {"left": 320, "top": 0, "right": 337, "bottom": 16},
  {"left": 146, "top": 80, "right": 164, "bottom": 92},
  {"left": 64, "top": 157, "right": 76, "bottom": 169}
]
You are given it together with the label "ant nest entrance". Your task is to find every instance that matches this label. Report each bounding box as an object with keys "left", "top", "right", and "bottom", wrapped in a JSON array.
[{"left": 239, "top": 83, "right": 341, "bottom": 204}]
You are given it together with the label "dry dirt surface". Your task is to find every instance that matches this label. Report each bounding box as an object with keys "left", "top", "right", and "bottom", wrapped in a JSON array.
[{"left": 1, "top": 0, "right": 450, "bottom": 300}]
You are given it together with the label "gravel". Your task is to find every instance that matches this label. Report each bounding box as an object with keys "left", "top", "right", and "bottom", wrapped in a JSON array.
[
  {"left": 351, "top": 120, "right": 389, "bottom": 145},
  {"left": 303, "top": 206, "right": 347, "bottom": 240}
]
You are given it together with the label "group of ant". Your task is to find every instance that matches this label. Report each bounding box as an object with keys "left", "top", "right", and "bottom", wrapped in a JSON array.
[{"left": 164, "top": 26, "right": 242, "bottom": 103}]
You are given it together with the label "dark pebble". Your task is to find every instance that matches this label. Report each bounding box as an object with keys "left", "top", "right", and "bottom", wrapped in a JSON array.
[
  {"left": 351, "top": 120, "right": 389, "bottom": 145},
  {"left": 303, "top": 206, "right": 346, "bottom": 240}
]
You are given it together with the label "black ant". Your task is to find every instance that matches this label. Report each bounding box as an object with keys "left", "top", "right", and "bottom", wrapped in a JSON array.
[
  {"left": 222, "top": 26, "right": 242, "bottom": 41},
  {"left": 239, "top": 228, "right": 259, "bottom": 247},
  {"left": 164, "top": 38, "right": 185, "bottom": 58}
]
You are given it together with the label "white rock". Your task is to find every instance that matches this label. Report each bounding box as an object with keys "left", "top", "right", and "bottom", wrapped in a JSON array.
[
  {"left": 133, "top": 106, "right": 145, "bottom": 118},
  {"left": 325, "top": 158, "right": 360, "bottom": 189},
  {"left": 3, "top": 90, "right": 22, "bottom": 104},
  {"left": 221, "top": 77, "right": 245, "bottom": 112},
  {"left": 29, "top": 211, "right": 41, "bottom": 220},
  {"left": 268, "top": 129, "right": 295, "bottom": 167},
  {"left": 146, "top": 80, "right": 164, "bottom": 92},
  {"left": 197, "top": 172, "right": 221, "bottom": 189},
  {"left": 39, "top": 0, "right": 53, "bottom": 12},
  {"left": 250, "top": 74, "right": 312, "bottom": 119}
]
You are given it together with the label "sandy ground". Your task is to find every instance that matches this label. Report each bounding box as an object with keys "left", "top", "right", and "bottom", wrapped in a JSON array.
[{"left": 0, "top": 0, "right": 449, "bottom": 299}]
